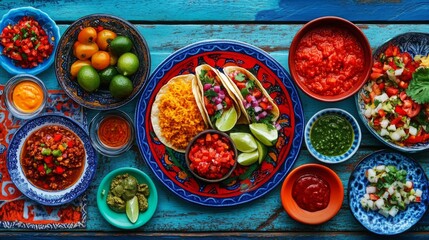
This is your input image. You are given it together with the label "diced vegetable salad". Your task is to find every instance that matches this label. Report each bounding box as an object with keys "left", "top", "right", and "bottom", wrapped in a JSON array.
[
  {"left": 361, "top": 45, "right": 429, "bottom": 146},
  {"left": 360, "top": 165, "right": 422, "bottom": 218}
]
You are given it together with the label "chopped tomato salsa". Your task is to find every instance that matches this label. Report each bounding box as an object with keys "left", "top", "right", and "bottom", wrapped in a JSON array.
[
  {"left": 294, "top": 27, "right": 365, "bottom": 96},
  {"left": 0, "top": 16, "right": 54, "bottom": 68},
  {"left": 188, "top": 132, "right": 235, "bottom": 180}
]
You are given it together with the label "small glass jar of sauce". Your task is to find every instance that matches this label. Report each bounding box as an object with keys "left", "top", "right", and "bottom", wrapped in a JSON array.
[
  {"left": 3, "top": 74, "right": 48, "bottom": 119},
  {"left": 89, "top": 110, "right": 135, "bottom": 157}
]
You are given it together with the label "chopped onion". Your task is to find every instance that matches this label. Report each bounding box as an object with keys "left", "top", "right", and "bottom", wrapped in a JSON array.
[
  {"left": 255, "top": 116, "right": 260, "bottom": 121},
  {"left": 254, "top": 106, "right": 262, "bottom": 113},
  {"left": 366, "top": 186, "right": 376, "bottom": 194},
  {"left": 218, "top": 92, "right": 225, "bottom": 99},
  {"left": 213, "top": 85, "right": 221, "bottom": 93},
  {"left": 245, "top": 102, "right": 251, "bottom": 109},
  {"left": 258, "top": 111, "right": 268, "bottom": 119},
  {"left": 216, "top": 103, "right": 223, "bottom": 110},
  {"left": 204, "top": 83, "right": 212, "bottom": 91},
  {"left": 266, "top": 104, "right": 273, "bottom": 110}
]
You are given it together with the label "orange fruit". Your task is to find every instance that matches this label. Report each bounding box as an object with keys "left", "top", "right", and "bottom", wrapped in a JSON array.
[
  {"left": 91, "top": 51, "right": 110, "bottom": 70},
  {"left": 70, "top": 59, "right": 91, "bottom": 78},
  {"left": 78, "top": 27, "right": 97, "bottom": 43},
  {"left": 96, "top": 29, "right": 117, "bottom": 50},
  {"left": 75, "top": 42, "right": 99, "bottom": 60}
]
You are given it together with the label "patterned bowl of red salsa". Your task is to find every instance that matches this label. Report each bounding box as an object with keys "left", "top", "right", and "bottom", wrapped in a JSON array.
[
  {"left": 0, "top": 7, "right": 60, "bottom": 75},
  {"left": 288, "top": 16, "right": 372, "bottom": 102},
  {"left": 185, "top": 129, "right": 237, "bottom": 183}
]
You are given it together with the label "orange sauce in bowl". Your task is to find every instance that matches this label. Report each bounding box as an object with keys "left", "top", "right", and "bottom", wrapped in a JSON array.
[
  {"left": 98, "top": 115, "right": 131, "bottom": 148},
  {"left": 12, "top": 81, "right": 44, "bottom": 113}
]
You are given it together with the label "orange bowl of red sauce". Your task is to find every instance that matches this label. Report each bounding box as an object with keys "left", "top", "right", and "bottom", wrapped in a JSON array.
[
  {"left": 89, "top": 109, "right": 135, "bottom": 157},
  {"left": 288, "top": 16, "right": 372, "bottom": 102},
  {"left": 3, "top": 74, "right": 48, "bottom": 119},
  {"left": 281, "top": 163, "right": 344, "bottom": 225}
]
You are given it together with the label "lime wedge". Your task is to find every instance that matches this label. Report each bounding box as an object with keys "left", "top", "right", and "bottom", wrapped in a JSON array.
[
  {"left": 237, "top": 150, "right": 259, "bottom": 166},
  {"left": 249, "top": 123, "right": 278, "bottom": 147},
  {"left": 230, "top": 132, "right": 257, "bottom": 153},
  {"left": 215, "top": 107, "right": 238, "bottom": 132},
  {"left": 255, "top": 139, "right": 267, "bottom": 164},
  {"left": 126, "top": 196, "right": 139, "bottom": 223}
]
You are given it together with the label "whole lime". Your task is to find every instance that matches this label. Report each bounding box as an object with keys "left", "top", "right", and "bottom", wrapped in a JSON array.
[
  {"left": 110, "top": 36, "right": 133, "bottom": 56},
  {"left": 99, "top": 66, "right": 118, "bottom": 88},
  {"left": 117, "top": 52, "right": 139, "bottom": 76},
  {"left": 109, "top": 75, "right": 134, "bottom": 99},
  {"left": 77, "top": 65, "right": 100, "bottom": 92}
]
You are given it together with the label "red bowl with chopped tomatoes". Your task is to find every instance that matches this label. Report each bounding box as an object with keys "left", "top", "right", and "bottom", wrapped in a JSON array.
[
  {"left": 288, "top": 16, "right": 372, "bottom": 102},
  {"left": 185, "top": 130, "right": 238, "bottom": 183},
  {"left": 0, "top": 7, "right": 60, "bottom": 75}
]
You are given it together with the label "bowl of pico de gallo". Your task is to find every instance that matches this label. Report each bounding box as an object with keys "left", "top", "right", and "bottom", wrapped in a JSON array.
[
  {"left": 0, "top": 7, "right": 60, "bottom": 75},
  {"left": 356, "top": 32, "right": 429, "bottom": 152}
]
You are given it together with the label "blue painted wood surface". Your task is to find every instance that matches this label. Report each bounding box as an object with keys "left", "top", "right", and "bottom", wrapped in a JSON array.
[{"left": 1, "top": 1, "right": 429, "bottom": 238}]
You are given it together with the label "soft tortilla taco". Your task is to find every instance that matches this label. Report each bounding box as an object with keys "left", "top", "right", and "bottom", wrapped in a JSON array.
[
  {"left": 222, "top": 66, "right": 280, "bottom": 124},
  {"left": 151, "top": 74, "right": 207, "bottom": 153},
  {"left": 195, "top": 64, "right": 241, "bottom": 131}
]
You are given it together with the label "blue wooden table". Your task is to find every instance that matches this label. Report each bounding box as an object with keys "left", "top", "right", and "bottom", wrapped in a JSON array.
[{"left": 1, "top": 1, "right": 429, "bottom": 239}]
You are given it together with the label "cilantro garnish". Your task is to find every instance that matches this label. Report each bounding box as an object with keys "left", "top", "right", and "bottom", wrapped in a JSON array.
[
  {"left": 199, "top": 70, "right": 214, "bottom": 85},
  {"left": 406, "top": 67, "right": 429, "bottom": 104},
  {"left": 234, "top": 73, "right": 246, "bottom": 82},
  {"left": 204, "top": 89, "right": 217, "bottom": 98}
]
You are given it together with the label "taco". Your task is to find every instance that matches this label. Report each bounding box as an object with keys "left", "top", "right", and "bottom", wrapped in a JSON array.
[
  {"left": 151, "top": 74, "right": 207, "bottom": 153},
  {"left": 195, "top": 64, "right": 241, "bottom": 131},
  {"left": 222, "top": 66, "right": 280, "bottom": 124}
]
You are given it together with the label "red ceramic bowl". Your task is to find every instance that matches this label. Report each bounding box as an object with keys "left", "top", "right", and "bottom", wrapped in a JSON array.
[
  {"left": 288, "top": 16, "right": 372, "bottom": 102},
  {"left": 281, "top": 163, "right": 344, "bottom": 225}
]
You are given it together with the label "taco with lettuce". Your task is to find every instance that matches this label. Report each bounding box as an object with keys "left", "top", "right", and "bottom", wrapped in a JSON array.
[
  {"left": 222, "top": 66, "right": 280, "bottom": 125},
  {"left": 195, "top": 64, "right": 241, "bottom": 131}
]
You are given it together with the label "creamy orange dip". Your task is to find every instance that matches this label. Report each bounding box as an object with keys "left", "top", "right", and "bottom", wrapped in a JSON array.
[{"left": 12, "top": 81, "right": 44, "bottom": 113}]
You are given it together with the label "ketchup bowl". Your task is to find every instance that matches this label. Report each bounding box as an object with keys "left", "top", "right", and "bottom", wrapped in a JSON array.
[
  {"left": 280, "top": 163, "right": 344, "bottom": 225},
  {"left": 288, "top": 16, "right": 372, "bottom": 102}
]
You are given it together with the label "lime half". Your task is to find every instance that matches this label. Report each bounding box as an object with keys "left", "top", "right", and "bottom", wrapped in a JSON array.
[
  {"left": 126, "top": 196, "right": 139, "bottom": 224},
  {"left": 255, "top": 139, "right": 267, "bottom": 164},
  {"left": 237, "top": 150, "right": 259, "bottom": 166},
  {"left": 215, "top": 107, "right": 238, "bottom": 132},
  {"left": 249, "top": 123, "right": 278, "bottom": 147},
  {"left": 230, "top": 132, "right": 257, "bottom": 153}
]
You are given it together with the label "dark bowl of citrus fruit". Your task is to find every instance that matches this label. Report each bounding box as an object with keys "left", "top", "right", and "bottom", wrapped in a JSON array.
[{"left": 54, "top": 14, "right": 150, "bottom": 110}]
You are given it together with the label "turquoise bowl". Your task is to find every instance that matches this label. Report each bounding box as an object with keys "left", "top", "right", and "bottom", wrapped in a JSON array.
[
  {"left": 304, "top": 108, "right": 361, "bottom": 164},
  {"left": 0, "top": 7, "right": 60, "bottom": 75},
  {"left": 97, "top": 167, "right": 158, "bottom": 229}
]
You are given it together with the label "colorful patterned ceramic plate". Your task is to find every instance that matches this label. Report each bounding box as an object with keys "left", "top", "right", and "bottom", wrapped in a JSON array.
[
  {"left": 7, "top": 114, "right": 97, "bottom": 206},
  {"left": 135, "top": 40, "right": 304, "bottom": 207},
  {"left": 355, "top": 32, "right": 429, "bottom": 152},
  {"left": 348, "top": 150, "right": 429, "bottom": 235}
]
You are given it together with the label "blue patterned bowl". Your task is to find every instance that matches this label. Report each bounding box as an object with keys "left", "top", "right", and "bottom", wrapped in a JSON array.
[
  {"left": 348, "top": 150, "right": 429, "bottom": 235},
  {"left": 54, "top": 14, "right": 150, "bottom": 110},
  {"left": 305, "top": 108, "right": 361, "bottom": 164},
  {"left": 6, "top": 114, "right": 97, "bottom": 206},
  {"left": 355, "top": 32, "right": 429, "bottom": 153},
  {"left": 0, "top": 7, "right": 60, "bottom": 75}
]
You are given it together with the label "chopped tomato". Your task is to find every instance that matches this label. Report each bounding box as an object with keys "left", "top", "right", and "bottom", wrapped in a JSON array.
[
  {"left": 53, "top": 133, "right": 62, "bottom": 142},
  {"left": 385, "top": 87, "right": 399, "bottom": 97},
  {"left": 395, "top": 105, "right": 407, "bottom": 116}
]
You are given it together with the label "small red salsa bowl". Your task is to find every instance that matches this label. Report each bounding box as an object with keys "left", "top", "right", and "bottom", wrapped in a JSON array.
[
  {"left": 185, "top": 129, "right": 237, "bottom": 183},
  {"left": 281, "top": 163, "right": 344, "bottom": 225},
  {"left": 288, "top": 16, "right": 372, "bottom": 102}
]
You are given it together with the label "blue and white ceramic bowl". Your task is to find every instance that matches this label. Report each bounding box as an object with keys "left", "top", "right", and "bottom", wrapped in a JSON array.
[
  {"left": 0, "top": 7, "right": 60, "bottom": 75},
  {"left": 6, "top": 114, "right": 97, "bottom": 206},
  {"left": 356, "top": 32, "right": 429, "bottom": 153},
  {"left": 305, "top": 108, "right": 361, "bottom": 164},
  {"left": 348, "top": 150, "right": 429, "bottom": 235}
]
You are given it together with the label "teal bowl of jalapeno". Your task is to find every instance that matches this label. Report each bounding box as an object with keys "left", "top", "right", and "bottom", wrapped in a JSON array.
[{"left": 304, "top": 108, "right": 361, "bottom": 164}]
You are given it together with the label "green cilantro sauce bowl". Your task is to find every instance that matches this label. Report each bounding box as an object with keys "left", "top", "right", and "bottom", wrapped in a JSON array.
[{"left": 305, "top": 108, "right": 361, "bottom": 164}]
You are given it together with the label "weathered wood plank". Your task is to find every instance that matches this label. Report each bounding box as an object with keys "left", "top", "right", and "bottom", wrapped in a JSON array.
[{"left": 2, "top": 1, "right": 429, "bottom": 22}]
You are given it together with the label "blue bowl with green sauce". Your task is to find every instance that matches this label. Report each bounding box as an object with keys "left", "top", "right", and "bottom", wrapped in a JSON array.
[{"left": 305, "top": 108, "right": 361, "bottom": 164}]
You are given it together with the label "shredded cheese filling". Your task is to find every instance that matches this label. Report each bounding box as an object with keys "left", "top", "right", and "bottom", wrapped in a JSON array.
[{"left": 158, "top": 80, "right": 205, "bottom": 149}]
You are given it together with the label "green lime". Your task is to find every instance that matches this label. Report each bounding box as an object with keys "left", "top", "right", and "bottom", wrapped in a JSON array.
[
  {"left": 109, "top": 36, "right": 133, "bottom": 56},
  {"left": 230, "top": 132, "right": 257, "bottom": 153},
  {"left": 109, "top": 75, "right": 134, "bottom": 99},
  {"left": 255, "top": 139, "right": 267, "bottom": 164},
  {"left": 215, "top": 107, "right": 237, "bottom": 132},
  {"left": 249, "top": 123, "right": 278, "bottom": 147},
  {"left": 237, "top": 150, "right": 259, "bottom": 166},
  {"left": 98, "top": 66, "right": 118, "bottom": 88},
  {"left": 126, "top": 196, "right": 139, "bottom": 224},
  {"left": 117, "top": 52, "right": 139, "bottom": 76},
  {"left": 77, "top": 65, "right": 100, "bottom": 92}
]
